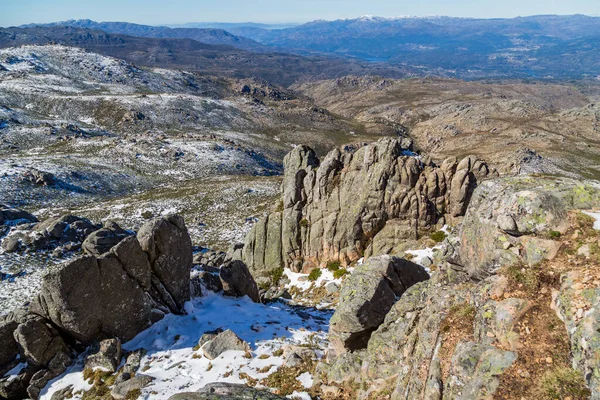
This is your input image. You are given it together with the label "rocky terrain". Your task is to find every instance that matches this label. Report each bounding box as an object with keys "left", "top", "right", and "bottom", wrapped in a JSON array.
[
  {"left": 293, "top": 76, "right": 600, "bottom": 179},
  {"left": 0, "top": 36, "right": 600, "bottom": 400}
]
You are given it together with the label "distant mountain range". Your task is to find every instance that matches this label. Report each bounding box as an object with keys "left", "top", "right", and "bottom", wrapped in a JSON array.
[
  {"left": 20, "top": 19, "right": 268, "bottom": 52},
  {"left": 168, "top": 22, "right": 300, "bottom": 30},
  {"left": 0, "top": 26, "right": 410, "bottom": 86},
  {"left": 228, "top": 14, "right": 600, "bottom": 79},
  {"left": 7, "top": 14, "right": 600, "bottom": 81}
]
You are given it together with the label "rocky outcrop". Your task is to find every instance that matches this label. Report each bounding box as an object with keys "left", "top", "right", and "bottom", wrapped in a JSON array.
[
  {"left": 1, "top": 214, "right": 99, "bottom": 255},
  {"left": 320, "top": 259, "right": 519, "bottom": 399},
  {"left": 0, "top": 205, "right": 37, "bottom": 227},
  {"left": 317, "top": 176, "right": 600, "bottom": 399},
  {"left": 0, "top": 215, "right": 193, "bottom": 398},
  {"left": 328, "top": 255, "right": 429, "bottom": 358},
  {"left": 456, "top": 176, "right": 600, "bottom": 279},
  {"left": 22, "top": 169, "right": 56, "bottom": 186},
  {"left": 241, "top": 138, "right": 495, "bottom": 279}
]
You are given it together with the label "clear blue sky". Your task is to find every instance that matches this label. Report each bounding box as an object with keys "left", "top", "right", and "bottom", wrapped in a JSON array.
[{"left": 1, "top": 0, "right": 599, "bottom": 26}]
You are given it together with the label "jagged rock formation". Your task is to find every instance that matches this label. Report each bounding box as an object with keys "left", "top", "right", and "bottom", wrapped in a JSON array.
[
  {"left": 0, "top": 215, "right": 192, "bottom": 399},
  {"left": 317, "top": 176, "right": 600, "bottom": 399},
  {"left": 241, "top": 138, "right": 496, "bottom": 278}
]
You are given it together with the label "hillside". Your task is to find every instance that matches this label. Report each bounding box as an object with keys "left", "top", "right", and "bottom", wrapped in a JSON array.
[{"left": 0, "top": 26, "right": 412, "bottom": 86}]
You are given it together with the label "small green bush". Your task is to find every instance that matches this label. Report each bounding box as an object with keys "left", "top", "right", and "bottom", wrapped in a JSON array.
[
  {"left": 326, "top": 261, "right": 341, "bottom": 271},
  {"left": 299, "top": 218, "right": 310, "bottom": 228},
  {"left": 270, "top": 267, "right": 284, "bottom": 285},
  {"left": 333, "top": 268, "right": 348, "bottom": 279},
  {"left": 308, "top": 268, "right": 322, "bottom": 282},
  {"left": 548, "top": 230, "right": 561, "bottom": 239},
  {"left": 539, "top": 367, "right": 590, "bottom": 399},
  {"left": 430, "top": 231, "right": 447, "bottom": 243}
]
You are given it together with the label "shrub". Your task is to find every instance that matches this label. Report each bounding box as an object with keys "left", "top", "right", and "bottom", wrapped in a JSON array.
[
  {"left": 326, "top": 261, "right": 341, "bottom": 271},
  {"left": 502, "top": 264, "right": 540, "bottom": 292},
  {"left": 308, "top": 268, "right": 322, "bottom": 281},
  {"left": 270, "top": 267, "right": 284, "bottom": 285},
  {"left": 548, "top": 230, "right": 561, "bottom": 239},
  {"left": 299, "top": 218, "right": 310, "bottom": 228},
  {"left": 430, "top": 230, "right": 447, "bottom": 243},
  {"left": 333, "top": 268, "right": 348, "bottom": 279},
  {"left": 538, "top": 367, "right": 590, "bottom": 399}
]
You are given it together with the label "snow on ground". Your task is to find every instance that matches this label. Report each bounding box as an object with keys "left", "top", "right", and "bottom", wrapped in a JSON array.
[
  {"left": 583, "top": 210, "right": 600, "bottom": 230},
  {"left": 284, "top": 268, "right": 342, "bottom": 292},
  {"left": 40, "top": 290, "right": 333, "bottom": 400}
]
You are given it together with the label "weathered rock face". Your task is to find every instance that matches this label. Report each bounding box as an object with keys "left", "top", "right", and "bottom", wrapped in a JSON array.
[
  {"left": 138, "top": 215, "right": 193, "bottom": 313},
  {"left": 553, "top": 270, "right": 600, "bottom": 397},
  {"left": 328, "top": 255, "right": 429, "bottom": 358},
  {"left": 219, "top": 260, "right": 260, "bottom": 303},
  {"left": 0, "top": 320, "right": 19, "bottom": 371},
  {"left": 318, "top": 176, "right": 600, "bottom": 399},
  {"left": 320, "top": 264, "right": 519, "bottom": 400},
  {"left": 241, "top": 138, "right": 495, "bottom": 279},
  {"left": 456, "top": 176, "right": 600, "bottom": 279}
]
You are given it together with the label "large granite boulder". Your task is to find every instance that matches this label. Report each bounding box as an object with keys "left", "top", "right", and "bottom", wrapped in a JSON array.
[
  {"left": 328, "top": 255, "right": 429, "bottom": 358},
  {"left": 240, "top": 138, "right": 495, "bottom": 279},
  {"left": 219, "top": 260, "right": 260, "bottom": 303},
  {"left": 0, "top": 320, "right": 19, "bottom": 370},
  {"left": 81, "top": 221, "right": 130, "bottom": 256}
]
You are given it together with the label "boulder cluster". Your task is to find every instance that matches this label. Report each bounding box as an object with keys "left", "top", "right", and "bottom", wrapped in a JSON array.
[
  {"left": 240, "top": 138, "right": 496, "bottom": 280},
  {"left": 0, "top": 212, "right": 132, "bottom": 258},
  {"left": 0, "top": 215, "right": 193, "bottom": 399}
]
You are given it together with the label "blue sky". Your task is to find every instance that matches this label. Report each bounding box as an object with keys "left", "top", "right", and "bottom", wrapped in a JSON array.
[{"left": 1, "top": 0, "right": 599, "bottom": 26}]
